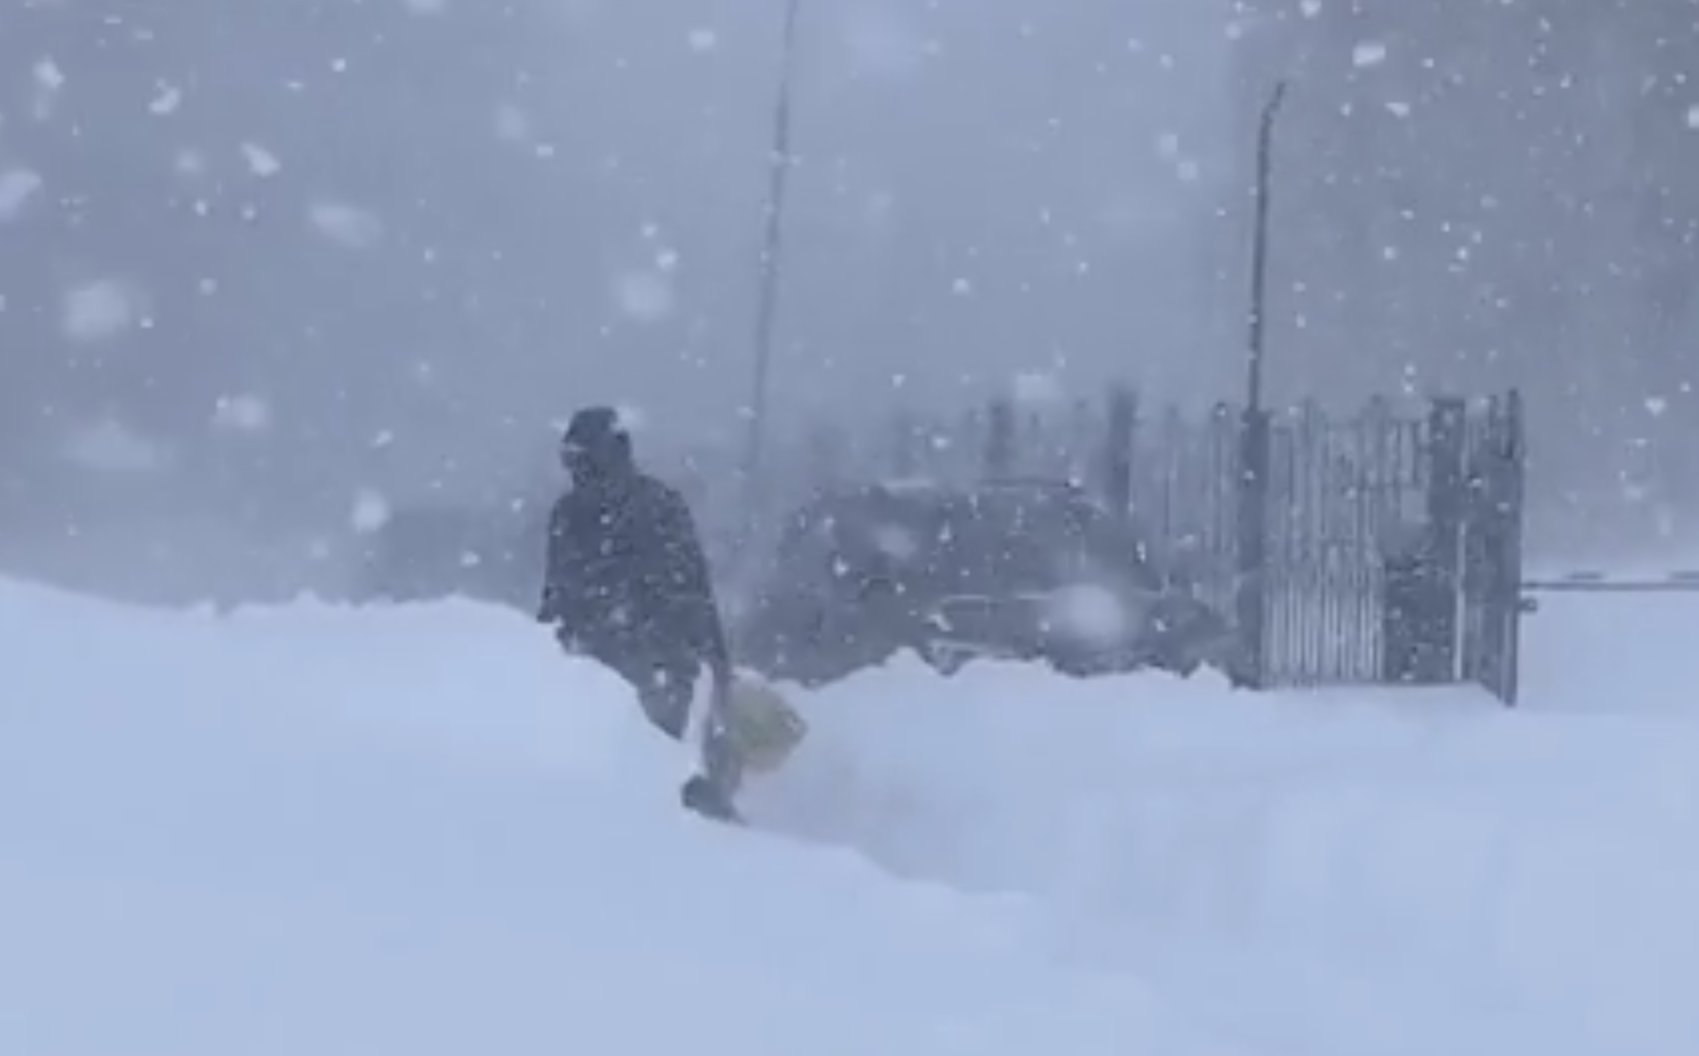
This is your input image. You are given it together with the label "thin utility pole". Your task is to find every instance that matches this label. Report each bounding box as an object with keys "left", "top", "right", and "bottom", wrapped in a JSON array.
[
  {"left": 1235, "top": 79, "right": 1287, "bottom": 690},
  {"left": 739, "top": 0, "right": 804, "bottom": 526},
  {"left": 1244, "top": 79, "right": 1287, "bottom": 414}
]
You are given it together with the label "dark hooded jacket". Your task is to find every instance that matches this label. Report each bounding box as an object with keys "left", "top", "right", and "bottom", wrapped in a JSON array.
[{"left": 537, "top": 410, "right": 729, "bottom": 676}]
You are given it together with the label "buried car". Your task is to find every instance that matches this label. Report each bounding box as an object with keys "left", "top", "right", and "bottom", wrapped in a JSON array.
[{"left": 736, "top": 477, "right": 1248, "bottom": 686}]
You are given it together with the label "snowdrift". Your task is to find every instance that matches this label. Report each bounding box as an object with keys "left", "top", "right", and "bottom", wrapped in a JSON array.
[
  {"left": 1519, "top": 588, "right": 1698, "bottom": 714},
  {"left": 747, "top": 626, "right": 1699, "bottom": 1054},
  {"left": 0, "top": 581, "right": 1228, "bottom": 1056},
  {"left": 6, "top": 578, "right": 1699, "bottom": 1056}
]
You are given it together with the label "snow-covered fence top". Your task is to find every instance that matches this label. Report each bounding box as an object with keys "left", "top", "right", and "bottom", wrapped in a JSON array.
[{"left": 1523, "top": 571, "right": 1699, "bottom": 593}]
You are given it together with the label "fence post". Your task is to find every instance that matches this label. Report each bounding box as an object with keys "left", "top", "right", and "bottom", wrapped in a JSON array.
[
  {"left": 1069, "top": 397, "right": 1095, "bottom": 484},
  {"left": 806, "top": 424, "right": 843, "bottom": 496},
  {"left": 1493, "top": 390, "right": 1526, "bottom": 705},
  {"left": 1234, "top": 405, "right": 1271, "bottom": 688},
  {"left": 890, "top": 408, "right": 917, "bottom": 479},
  {"left": 955, "top": 406, "right": 983, "bottom": 485},
  {"left": 1103, "top": 385, "right": 1135, "bottom": 519},
  {"left": 1426, "top": 397, "right": 1467, "bottom": 679},
  {"left": 985, "top": 397, "right": 1015, "bottom": 479},
  {"left": 1024, "top": 409, "right": 1047, "bottom": 476}
]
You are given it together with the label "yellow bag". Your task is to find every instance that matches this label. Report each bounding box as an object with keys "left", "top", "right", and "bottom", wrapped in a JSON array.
[{"left": 722, "top": 671, "right": 808, "bottom": 775}]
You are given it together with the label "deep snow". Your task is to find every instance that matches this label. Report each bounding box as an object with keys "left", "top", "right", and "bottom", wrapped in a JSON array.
[
  {"left": 0, "top": 583, "right": 1234, "bottom": 1056},
  {"left": 5, "top": 579, "right": 1699, "bottom": 1055}
]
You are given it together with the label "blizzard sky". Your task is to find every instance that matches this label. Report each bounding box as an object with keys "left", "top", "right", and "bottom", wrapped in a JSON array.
[
  {"left": 0, "top": 1, "right": 1233, "bottom": 509},
  {"left": 0, "top": 0, "right": 1695, "bottom": 582}
]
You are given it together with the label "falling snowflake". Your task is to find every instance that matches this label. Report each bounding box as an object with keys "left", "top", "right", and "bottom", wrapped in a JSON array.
[
  {"left": 1045, "top": 584, "right": 1131, "bottom": 647},
  {"left": 493, "top": 103, "right": 532, "bottom": 143},
  {"left": 614, "top": 404, "right": 648, "bottom": 434},
  {"left": 149, "top": 83, "right": 182, "bottom": 115},
  {"left": 612, "top": 271, "right": 675, "bottom": 322},
  {"left": 687, "top": 28, "right": 719, "bottom": 52},
  {"left": 842, "top": 10, "right": 930, "bottom": 79},
  {"left": 63, "top": 420, "right": 170, "bottom": 474},
  {"left": 212, "top": 394, "right": 273, "bottom": 432},
  {"left": 62, "top": 279, "right": 142, "bottom": 342},
  {"left": 350, "top": 490, "right": 392, "bottom": 534},
  {"left": 34, "top": 58, "right": 65, "bottom": 91},
  {"left": 241, "top": 143, "right": 282, "bottom": 177},
  {"left": 1013, "top": 372, "right": 1064, "bottom": 405},
  {"left": 872, "top": 524, "right": 919, "bottom": 561},
  {"left": 308, "top": 200, "right": 383, "bottom": 249},
  {"left": 0, "top": 169, "right": 43, "bottom": 222},
  {"left": 32, "top": 57, "right": 64, "bottom": 119},
  {"left": 1353, "top": 41, "right": 1388, "bottom": 68}
]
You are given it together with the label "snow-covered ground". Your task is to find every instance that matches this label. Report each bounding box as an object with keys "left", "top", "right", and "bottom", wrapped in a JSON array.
[
  {"left": 5, "top": 579, "right": 1698, "bottom": 1055},
  {"left": 1520, "top": 588, "right": 1696, "bottom": 714}
]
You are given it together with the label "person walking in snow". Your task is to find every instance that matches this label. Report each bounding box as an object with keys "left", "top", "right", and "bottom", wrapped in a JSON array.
[{"left": 537, "top": 406, "right": 741, "bottom": 819}]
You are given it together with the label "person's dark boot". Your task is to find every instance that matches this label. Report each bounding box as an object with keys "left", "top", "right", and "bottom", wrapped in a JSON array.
[{"left": 680, "top": 774, "right": 741, "bottom": 824}]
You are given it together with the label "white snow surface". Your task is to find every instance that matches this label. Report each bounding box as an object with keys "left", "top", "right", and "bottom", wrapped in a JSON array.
[
  {"left": 5, "top": 581, "right": 1699, "bottom": 1055},
  {"left": 0, "top": 582, "right": 1218, "bottom": 1056}
]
